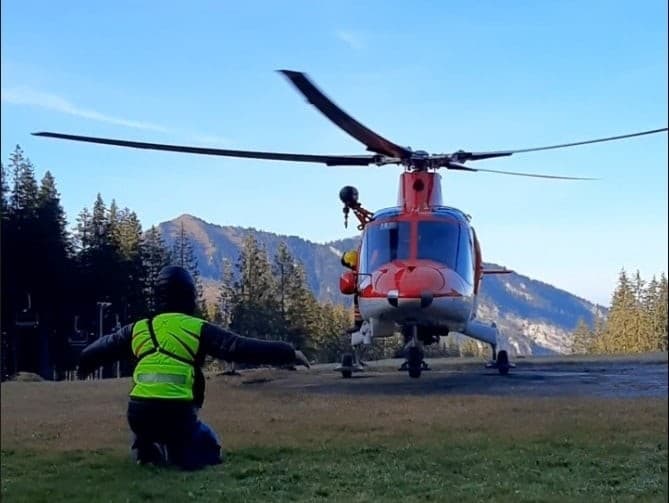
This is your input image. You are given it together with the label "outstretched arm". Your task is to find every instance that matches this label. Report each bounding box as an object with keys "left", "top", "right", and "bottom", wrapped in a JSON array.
[
  {"left": 78, "top": 324, "right": 134, "bottom": 378},
  {"left": 199, "top": 323, "right": 309, "bottom": 367}
]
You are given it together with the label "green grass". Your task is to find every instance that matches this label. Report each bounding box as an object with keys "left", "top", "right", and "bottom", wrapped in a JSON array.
[
  {"left": 2, "top": 436, "right": 667, "bottom": 502},
  {"left": 1, "top": 372, "right": 667, "bottom": 502}
]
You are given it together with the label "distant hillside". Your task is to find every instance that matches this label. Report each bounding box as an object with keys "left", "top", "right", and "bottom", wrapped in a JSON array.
[
  {"left": 158, "top": 214, "right": 351, "bottom": 304},
  {"left": 158, "top": 214, "right": 607, "bottom": 355}
]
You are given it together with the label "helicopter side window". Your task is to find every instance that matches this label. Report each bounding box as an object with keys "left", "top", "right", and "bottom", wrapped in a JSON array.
[
  {"left": 457, "top": 227, "right": 474, "bottom": 285},
  {"left": 359, "top": 221, "right": 411, "bottom": 273},
  {"left": 416, "top": 220, "right": 460, "bottom": 270}
]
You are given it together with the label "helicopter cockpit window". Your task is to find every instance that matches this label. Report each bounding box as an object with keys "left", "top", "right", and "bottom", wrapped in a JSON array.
[
  {"left": 359, "top": 221, "right": 411, "bottom": 273},
  {"left": 417, "top": 220, "right": 461, "bottom": 271}
]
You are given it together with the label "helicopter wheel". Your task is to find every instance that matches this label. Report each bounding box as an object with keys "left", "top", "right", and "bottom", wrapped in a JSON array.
[
  {"left": 341, "top": 353, "right": 353, "bottom": 379},
  {"left": 496, "top": 350, "right": 510, "bottom": 375},
  {"left": 408, "top": 346, "right": 422, "bottom": 378}
]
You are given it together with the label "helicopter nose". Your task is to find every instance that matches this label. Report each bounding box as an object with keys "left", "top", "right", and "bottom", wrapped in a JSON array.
[
  {"left": 374, "top": 263, "right": 448, "bottom": 307},
  {"left": 394, "top": 264, "right": 445, "bottom": 296},
  {"left": 372, "top": 261, "right": 466, "bottom": 305}
]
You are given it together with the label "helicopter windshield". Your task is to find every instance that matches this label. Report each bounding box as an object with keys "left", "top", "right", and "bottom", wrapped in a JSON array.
[
  {"left": 417, "top": 220, "right": 473, "bottom": 284},
  {"left": 417, "top": 220, "right": 459, "bottom": 268},
  {"left": 359, "top": 221, "right": 411, "bottom": 273}
]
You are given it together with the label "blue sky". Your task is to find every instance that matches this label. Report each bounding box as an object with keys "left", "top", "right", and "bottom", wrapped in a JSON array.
[{"left": 1, "top": 0, "right": 667, "bottom": 306}]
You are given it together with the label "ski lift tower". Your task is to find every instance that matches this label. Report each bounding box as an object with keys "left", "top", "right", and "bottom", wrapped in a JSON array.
[{"left": 96, "top": 301, "right": 112, "bottom": 379}]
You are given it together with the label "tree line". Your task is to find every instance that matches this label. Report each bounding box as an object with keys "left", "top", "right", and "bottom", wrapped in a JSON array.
[
  {"left": 1, "top": 146, "right": 351, "bottom": 380},
  {"left": 3, "top": 145, "right": 665, "bottom": 380},
  {"left": 214, "top": 237, "right": 353, "bottom": 363},
  {"left": 571, "top": 269, "right": 668, "bottom": 354}
]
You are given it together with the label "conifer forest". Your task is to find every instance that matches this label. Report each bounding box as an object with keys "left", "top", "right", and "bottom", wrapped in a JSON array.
[
  {"left": 1, "top": 146, "right": 351, "bottom": 380},
  {"left": 1, "top": 146, "right": 666, "bottom": 381}
]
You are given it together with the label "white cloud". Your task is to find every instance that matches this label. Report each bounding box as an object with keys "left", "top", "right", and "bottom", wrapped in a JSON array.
[
  {"left": 1, "top": 86, "right": 232, "bottom": 146},
  {"left": 1, "top": 86, "right": 171, "bottom": 133},
  {"left": 336, "top": 30, "right": 365, "bottom": 50}
]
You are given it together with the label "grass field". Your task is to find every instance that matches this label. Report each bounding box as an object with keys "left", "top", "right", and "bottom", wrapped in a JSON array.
[{"left": 1, "top": 368, "right": 667, "bottom": 502}]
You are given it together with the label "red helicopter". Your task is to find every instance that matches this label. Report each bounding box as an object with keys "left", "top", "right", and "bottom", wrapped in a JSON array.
[{"left": 32, "top": 71, "right": 667, "bottom": 378}]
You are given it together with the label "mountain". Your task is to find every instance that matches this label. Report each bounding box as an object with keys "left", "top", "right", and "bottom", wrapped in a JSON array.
[{"left": 158, "top": 214, "right": 607, "bottom": 355}]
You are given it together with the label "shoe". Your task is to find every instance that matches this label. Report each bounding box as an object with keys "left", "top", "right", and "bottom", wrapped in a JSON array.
[{"left": 133, "top": 442, "right": 168, "bottom": 466}]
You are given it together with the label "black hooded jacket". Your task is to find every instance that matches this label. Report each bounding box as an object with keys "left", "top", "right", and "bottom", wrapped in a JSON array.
[{"left": 78, "top": 319, "right": 296, "bottom": 407}]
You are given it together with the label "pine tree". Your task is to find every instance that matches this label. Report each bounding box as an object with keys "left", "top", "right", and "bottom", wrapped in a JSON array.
[
  {"left": 113, "top": 209, "right": 141, "bottom": 258},
  {"left": 230, "top": 235, "right": 281, "bottom": 340},
  {"left": 1, "top": 162, "right": 9, "bottom": 216},
  {"left": 38, "top": 172, "right": 69, "bottom": 240},
  {"left": 90, "top": 193, "right": 109, "bottom": 249},
  {"left": 74, "top": 207, "right": 92, "bottom": 252},
  {"left": 598, "top": 269, "right": 637, "bottom": 353},
  {"left": 216, "top": 258, "right": 236, "bottom": 327},
  {"left": 170, "top": 222, "right": 205, "bottom": 315},
  {"left": 651, "top": 274, "right": 668, "bottom": 351},
  {"left": 108, "top": 199, "right": 120, "bottom": 241},
  {"left": 36, "top": 171, "right": 73, "bottom": 376},
  {"left": 272, "top": 242, "right": 318, "bottom": 350},
  {"left": 9, "top": 146, "right": 39, "bottom": 217},
  {"left": 7, "top": 146, "right": 41, "bottom": 294},
  {"left": 311, "top": 302, "right": 353, "bottom": 362},
  {"left": 72, "top": 194, "right": 119, "bottom": 350},
  {"left": 591, "top": 312, "right": 607, "bottom": 353},
  {"left": 631, "top": 270, "right": 652, "bottom": 351},
  {"left": 4, "top": 147, "right": 42, "bottom": 375},
  {"left": 114, "top": 209, "right": 146, "bottom": 321},
  {"left": 642, "top": 276, "right": 658, "bottom": 352},
  {"left": 0, "top": 161, "right": 14, "bottom": 378},
  {"left": 141, "top": 226, "right": 171, "bottom": 314},
  {"left": 570, "top": 318, "right": 594, "bottom": 354}
]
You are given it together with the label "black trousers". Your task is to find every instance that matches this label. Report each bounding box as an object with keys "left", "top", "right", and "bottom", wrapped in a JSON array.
[{"left": 127, "top": 398, "right": 221, "bottom": 470}]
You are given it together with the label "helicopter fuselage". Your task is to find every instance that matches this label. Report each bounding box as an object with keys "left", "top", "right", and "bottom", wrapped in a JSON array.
[
  {"left": 341, "top": 171, "right": 485, "bottom": 343},
  {"left": 355, "top": 208, "right": 481, "bottom": 340}
]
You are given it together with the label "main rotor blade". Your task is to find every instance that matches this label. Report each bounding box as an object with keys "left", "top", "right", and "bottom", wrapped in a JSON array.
[
  {"left": 31, "top": 132, "right": 376, "bottom": 166},
  {"left": 279, "top": 70, "right": 411, "bottom": 159},
  {"left": 446, "top": 162, "right": 597, "bottom": 180},
  {"left": 458, "top": 127, "right": 668, "bottom": 161}
]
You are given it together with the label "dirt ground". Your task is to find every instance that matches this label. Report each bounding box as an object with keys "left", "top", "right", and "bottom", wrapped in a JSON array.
[
  {"left": 255, "top": 352, "right": 669, "bottom": 398},
  {"left": 1, "top": 353, "right": 666, "bottom": 455}
]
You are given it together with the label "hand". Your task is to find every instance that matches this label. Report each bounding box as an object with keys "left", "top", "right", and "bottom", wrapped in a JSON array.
[{"left": 294, "top": 350, "right": 310, "bottom": 369}]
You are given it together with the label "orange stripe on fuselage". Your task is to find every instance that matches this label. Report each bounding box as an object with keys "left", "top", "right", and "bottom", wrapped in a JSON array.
[{"left": 359, "top": 260, "right": 472, "bottom": 299}]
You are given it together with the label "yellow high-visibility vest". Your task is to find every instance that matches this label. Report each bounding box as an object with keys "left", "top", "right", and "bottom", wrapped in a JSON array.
[{"left": 130, "top": 313, "right": 204, "bottom": 401}]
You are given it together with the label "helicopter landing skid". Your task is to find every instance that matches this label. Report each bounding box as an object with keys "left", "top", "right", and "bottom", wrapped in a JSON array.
[
  {"left": 335, "top": 351, "right": 365, "bottom": 378},
  {"left": 336, "top": 323, "right": 372, "bottom": 378},
  {"left": 398, "top": 360, "right": 431, "bottom": 372},
  {"left": 398, "top": 326, "right": 430, "bottom": 378},
  {"left": 484, "top": 349, "right": 515, "bottom": 375}
]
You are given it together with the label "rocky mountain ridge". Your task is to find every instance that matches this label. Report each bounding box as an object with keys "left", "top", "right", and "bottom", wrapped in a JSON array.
[{"left": 158, "top": 214, "right": 608, "bottom": 355}]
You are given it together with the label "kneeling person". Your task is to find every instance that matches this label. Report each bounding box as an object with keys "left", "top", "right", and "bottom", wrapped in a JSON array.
[{"left": 77, "top": 265, "right": 310, "bottom": 470}]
